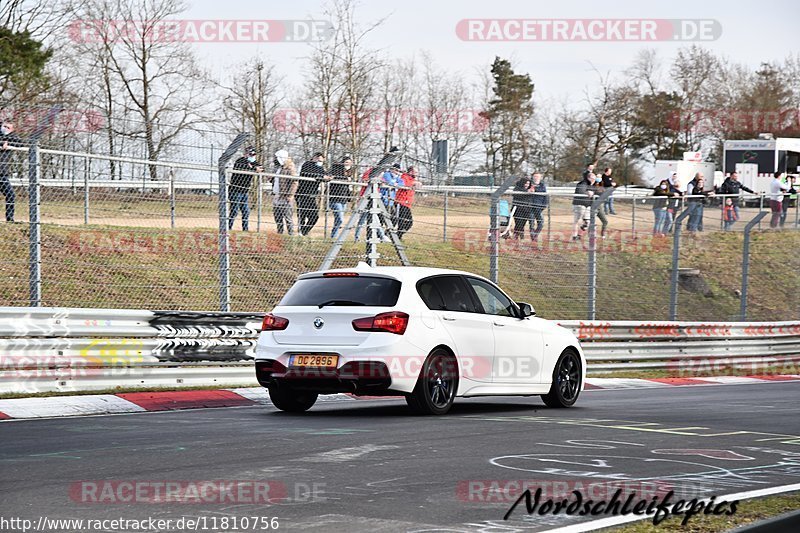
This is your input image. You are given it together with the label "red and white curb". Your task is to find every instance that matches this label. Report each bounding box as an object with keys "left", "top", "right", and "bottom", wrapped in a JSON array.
[{"left": 1, "top": 375, "right": 799, "bottom": 420}]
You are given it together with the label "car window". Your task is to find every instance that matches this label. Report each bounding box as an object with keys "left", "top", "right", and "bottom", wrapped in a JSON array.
[
  {"left": 279, "top": 276, "right": 401, "bottom": 306},
  {"left": 426, "top": 276, "right": 478, "bottom": 313},
  {"left": 417, "top": 278, "right": 445, "bottom": 310},
  {"left": 465, "top": 277, "right": 516, "bottom": 317}
]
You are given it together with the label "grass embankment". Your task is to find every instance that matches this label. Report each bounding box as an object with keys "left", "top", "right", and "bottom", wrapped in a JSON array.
[
  {"left": 0, "top": 223, "right": 798, "bottom": 319},
  {"left": 605, "top": 492, "right": 800, "bottom": 532}
]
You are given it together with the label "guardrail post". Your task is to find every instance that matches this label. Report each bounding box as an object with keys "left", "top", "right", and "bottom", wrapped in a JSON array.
[
  {"left": 588, "top": 189, "right": 614, "bottom": 320},
  {"left": 668, "top": 203, "right": 698, "bottom": 320},
  {"left": 218, "top": 133, "right": 249, "bottom": 312},
  {"left": 740, "top": 211, "right": 768, "bottom": 320},
  {"left": 27, "top": 106, "right": 62, "bottom": 307},
  {"left": 489, "top": 176, "right": 517, "bottom": 284}
]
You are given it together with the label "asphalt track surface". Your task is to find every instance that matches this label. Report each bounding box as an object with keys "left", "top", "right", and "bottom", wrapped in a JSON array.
[{"left": 2, "top": 382, "right": 800, "bottom": 532}]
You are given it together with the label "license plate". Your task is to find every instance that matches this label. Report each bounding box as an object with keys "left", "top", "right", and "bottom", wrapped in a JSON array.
[{"left": 289, "top": 354, "right": 339, "bottom": 368}]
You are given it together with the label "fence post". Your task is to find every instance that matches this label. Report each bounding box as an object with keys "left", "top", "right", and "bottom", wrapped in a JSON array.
[
  {"left": 27, "top": 106, "right": 62, "bottom": 307},
  {"left": 587, "top": 189, "right": 614, "bottom": 320},
  {"left": 631, "top": 196, "right": 636, "bottom": 238},
  {"left": 758, "top": 194, "right": 764, "bottom": 231},
  {"left": 218, "top": 133, "right": 249, "bottom": 312},
  {"left": 489, "top": 176, "right": 517, "bottom": 284},
  {"left": 169, "top": 165, "right": 175, "bottom": 229},
  {"left": 323, "top": 181, "right": 329, "bottom": 238},
  {"left": 83, "top": 155, "right": 89, "bottom": 225},
  {"left": 740, "top": 211, "right": 768, "bottom": 320},
  {"left": 442, "top": 192, "right": 448, "bottom": 243},
  {"left": 256, "top": 173, "right": 262, "bottom": 233},
  {"left": 668, "top": 203, "right": 698, "bottom": 320}
]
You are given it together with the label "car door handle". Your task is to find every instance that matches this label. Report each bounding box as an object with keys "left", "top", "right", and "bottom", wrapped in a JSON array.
[
  {"left": 442, "top": 314, "right": 456, "bottom": 321},
  {"left": 493, "top": 321, "right": 505, "bottom": 327}
]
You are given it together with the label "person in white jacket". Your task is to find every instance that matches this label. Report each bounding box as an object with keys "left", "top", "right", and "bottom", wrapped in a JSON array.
[{"left": 769, "top": 171, "right": 789, "bottom": 229}]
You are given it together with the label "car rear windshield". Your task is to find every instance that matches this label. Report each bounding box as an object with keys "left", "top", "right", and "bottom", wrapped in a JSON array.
[{"left": 279, "top": 276, "right": 402, "bottom": 307}]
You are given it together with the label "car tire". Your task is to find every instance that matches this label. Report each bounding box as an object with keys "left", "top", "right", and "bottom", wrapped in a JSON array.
[
  {"left": 268, "top": 385, "right": 318, "bottom": 413},
  {"left": 406, "top": 348, "right": 459, "bottom": 415},
  {"left": 542, "top": 349, "right": 582, "bottom": 408}
]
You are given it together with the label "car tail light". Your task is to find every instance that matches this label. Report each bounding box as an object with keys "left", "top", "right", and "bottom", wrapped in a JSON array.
[
  {"left": 261, "top": 313, "right": 289, "bottom": 331},
  {"left": 323, "top": 272, "right": 359, "bottom": 277},
  {"left": 352, "top": 311, "right": 409, "bottom": 335}
]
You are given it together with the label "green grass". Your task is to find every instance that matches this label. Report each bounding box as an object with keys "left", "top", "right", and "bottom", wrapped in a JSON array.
[
  {"left": 603, "top": 492, "right": 800, "bottom": 532},
  {"left": 1, "top": 220, "right": 798, "bottom": 319}
]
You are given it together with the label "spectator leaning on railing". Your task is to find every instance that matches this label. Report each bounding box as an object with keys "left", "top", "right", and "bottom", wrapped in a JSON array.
[
  {"left": 329, "top": 155, "right": 354, "bottom": 239},
  {"left": 512, "top": 176, "right": 533, "bottom": 240},
  {"left": 297, "top": 151, "right": 332, "bottom": 237},
  {"left": 395, "top": 165, "right": 418, "bottom": 240},
  {"left": 529, "top": 172, "right": 548, "bottom": 241},
  {"left": 652, "top": 179, "right": 672, "bottom": 236},
  {"left": 769, "top": 171, "right": 790, "bottom": 229},
  {"left": 0, "top": 119, "right": 24, "bottom": 223},
  {"left": 686, "top": 172, "right": 715, "bottom": 233},
  {"left": 782, "top": 175, "right": 797, "bottom": 227},
  {"left": 271, "top": 149, "right": 297, "bottom": 235},
  {"left": 229, "top": 146, "right": 262, "bottom": 231},
  {"left": 717, "top": 171, "right": 755, "bottom": 229},
  {"left": 663, "top": 173, "right": 684, "bottom": 234},
  {"left": 571, "top": 172, "right": 594, "bottom": 241}
]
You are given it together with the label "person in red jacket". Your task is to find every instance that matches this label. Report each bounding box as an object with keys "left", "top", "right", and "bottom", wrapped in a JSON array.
[{"left": 396, "top": 166, "right": 418, "bottom": 239}]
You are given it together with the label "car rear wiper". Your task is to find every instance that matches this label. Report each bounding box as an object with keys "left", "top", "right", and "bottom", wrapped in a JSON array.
[{"left": 317, "top": 300, "right": 365, "bottom": 308}]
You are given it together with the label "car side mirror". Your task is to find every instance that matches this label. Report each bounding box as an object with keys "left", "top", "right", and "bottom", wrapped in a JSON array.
[{"left": 518, "top": 302, "right": 535, "bottom": 318}]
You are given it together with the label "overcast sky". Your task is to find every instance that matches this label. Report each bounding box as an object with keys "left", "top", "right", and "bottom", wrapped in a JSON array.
[{"left": 185, "top": 0, "right": 799, "bottom": 102}]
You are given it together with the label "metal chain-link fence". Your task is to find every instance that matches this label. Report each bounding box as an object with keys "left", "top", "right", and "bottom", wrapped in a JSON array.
[{"left": 1, "top": 108, "right": 798, "bottom": 319}]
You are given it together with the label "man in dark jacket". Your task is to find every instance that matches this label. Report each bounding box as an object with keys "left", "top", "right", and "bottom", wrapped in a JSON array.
[
  {"left": 717, "top": 171, "right": 755, "bottom": 228},
  {"left": 571, "top": 172, "right": 595, "bottom": 240},
  {"left": 0, "top": 119, "right": 24, "bottom": 222},
  {"left": 529, "top": 172, "right": 548, "bottom": 240},
  {"left": 296, "top": 151, "right": 331, "bottom": 236},
  {"left": 601, "top": 167, "right": 617, "bottom": 215},
  {"left": 329, "top": 155, "right": 354, "bottom": 239},
  {"left": 229, "top": 146, "right": 262, "bottom": 231}
]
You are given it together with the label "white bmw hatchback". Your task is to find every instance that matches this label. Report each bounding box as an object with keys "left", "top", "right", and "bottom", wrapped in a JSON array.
[{"left": 255, "top": 263, "right": 585, "bottom": 415}]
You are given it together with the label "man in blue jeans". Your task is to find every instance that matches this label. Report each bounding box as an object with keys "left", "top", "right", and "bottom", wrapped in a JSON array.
[
  {"left": 329, "top": 155, "right": 354, "bottom": 239},
  {"left": 229, "top": 146, "right": 262, "bottom": 231},
  {"left": 0, "top": 119, "right": 24, "bottom": 222}
]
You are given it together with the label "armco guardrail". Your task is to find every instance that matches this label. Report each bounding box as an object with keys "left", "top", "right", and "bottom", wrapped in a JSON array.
[{"left": 1, "top": 308, "right": 799, "bottom": 393}]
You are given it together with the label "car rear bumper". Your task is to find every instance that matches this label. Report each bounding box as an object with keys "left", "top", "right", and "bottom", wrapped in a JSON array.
[{"left": 255, "top": 359, "right": 396, "bottom": 395}]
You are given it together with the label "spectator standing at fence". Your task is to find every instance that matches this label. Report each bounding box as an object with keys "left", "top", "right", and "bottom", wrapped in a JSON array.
[
  {"left": 717, "top": 171, "right": 755, "bottom": 228},
  {"left": 652, "top": 179, "right": 671, "bottom": 236},
  {"left": 601, "top": 167, "right": 617, "bottom": 215},
  {"left": 271, "top": 149, "right": 297, "bottom": 235},
  {"left": 395, "top": 165, "right": 418, "bottom": 239},
  {"left": 686, "top": 172, "right": 714, "bottom": 233},
  {"left": 571, "top": 172, "right": 594, "bottom": 241},
  {"left": 769, "top": 171, "right": 789, "bottom": 229},
  {"left": 662, "top": 173, "right": 683, "bottom": 234},
  {"left": 354, "top": 166, "right": 373, "bottom": 242},
  {"left": 581, "top": 162, "right": 595, "bottom": 182},
  {"left": 782, "top": 175, "right": 797, "bottom": 227},
  {"left": 381, "top": 163, "right": 404, "bottom": 227},
  {"left": 529, "top": 172, "right": 548, "bottom": 241},
  {"left": 723, "top": 197, "right": 738, "bottom": 230},
  {"left": 591, "top": 173, "right": 610, "bottom": 238},
  {"left": 0, "top": 119, "right": 23, "bottom": 222},
  {"left": 512, "top": 176, "right": 533, "bottom": 239},
  {"left": 229, "top": 146, "right": 262, "bottom": 231},
  {"left": 329, "top": 155, "right": 354, "bottom": 239},
  {"left": 297, "top": 151, "right": 331, "bottom": 236}
]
